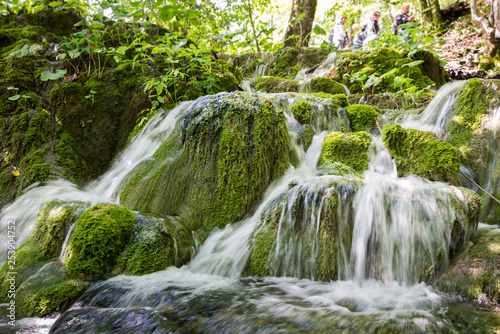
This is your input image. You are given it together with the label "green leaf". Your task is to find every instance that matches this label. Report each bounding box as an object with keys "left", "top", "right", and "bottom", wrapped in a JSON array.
[
  {"left": 312, "top": 24, "right": 326, "bottom": 35},
  {"left": 8, "top": 95, "right": 21, "bottom": 101},
  {"left": 48, "top": 1, "right": 63, "bottom": 7},
  {"left": 7, "top": 86, "right": 18, "bottom": 91},
  {"left": 116, "top": 46, "right": 129, "bottom": 55},
  {"left": 40, "top": 69, "right": 67, "bottom": 81},
  {"left": 157, "top": 96, "right": 165, "bottom": 104},
  {"left": 402, "top": 60, "right": 424, "bottom": 68}
]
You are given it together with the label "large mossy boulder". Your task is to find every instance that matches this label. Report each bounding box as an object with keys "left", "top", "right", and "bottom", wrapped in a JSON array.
[
  {"left": 383, "top": 124, "right": 461, "bottom": 184},
  {"left": 318, "top": 131, "right": 372, "bottom": 174},
  {"left": 330, "top": 48, "right": 435, "bottom": 94},
  {"left": 120, "top": 92, "right": 290, "bottom": 236},
  {"left": 436, "top": 226, "right": 500, "bottom": 303},
  {"left": 63, "top": 203, "right": 136, "bottom": 277},
  {"left": 443, "top": 79, "right": 500, "bottom": 223}
]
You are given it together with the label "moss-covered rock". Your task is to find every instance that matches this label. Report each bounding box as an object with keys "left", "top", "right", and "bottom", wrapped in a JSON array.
[
  {"left": 345, "top": 104, "right": 381, "bottom": 132},
  {"left": 348, "top": 92, "right": 435, "bottom": 110},
  {"left": 113, "top": 214, "right": 191, "bottom": 276},
  {"left": 268, "top": 47, "right": 330, "bottom": 79},
  {"left": 63, "top": 203, "right": 136, "bottom": 277},
  {"left": 120, "top": 92, "right": 289, "bottom": 235},
  {"left": 0, "top": 200, "right": 84, "bottom": 309},
  {"left": 309, "top": 77, "right": 345, "bottom": 95},
  {"left": 383, "top": 124, "right": 461, "bottom": 184},
  {"left": 443, "top": 79, "right": 500, "bottom": 223},
  {"left": 290, "top": 100, "right": 312, "bottom": 124},
  {"left": 436, "top": 225, "right": 500, "bottom": 303},
  {"left": 15, "top": 262, "right": 89, "bottom": 317},
  {"left": 246, "top": 177, "right": 358, "bottom": 280},
  {"left": 330, "top": 48, "right": 435, "bottom": 95},
  {"left": 319, "top": 131, "right": 372, "bottom": 174},
  {"left": 252, "top": 76, "right": 299, "bottom": 93}
]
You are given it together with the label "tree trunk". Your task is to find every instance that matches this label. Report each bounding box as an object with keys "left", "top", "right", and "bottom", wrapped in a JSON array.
[
  {"left": 471, "top": 0, "right": 500, "bottom": 68},
  {"left": 283, "top": 0, "right": 317, "bottom": 47},
  {"left": 428, "top": 0, "right": 444, "bottom": 29},
  {"left": 416, "top": 0, "right": 444, "bottom": 29},
  {"left": 417, "top": 0, "right": 434, "bottom": 28}
]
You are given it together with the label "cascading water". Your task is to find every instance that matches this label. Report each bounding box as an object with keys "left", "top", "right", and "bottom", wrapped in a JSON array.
[
  {"left": 2, "top": 84, "right": 499, "bottom": 333},
  {"left": 0, "top": 101, "right": 191, "bottom": 266}
]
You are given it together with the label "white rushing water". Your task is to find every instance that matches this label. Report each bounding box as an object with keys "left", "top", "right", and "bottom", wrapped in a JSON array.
[{"left": 401, "top": 80, "right": 466, "bottom": 138}]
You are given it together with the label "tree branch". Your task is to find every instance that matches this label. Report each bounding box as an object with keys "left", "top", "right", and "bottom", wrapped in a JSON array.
[{"left": 470, "top": 0, "right": 495, "bottom": 39}]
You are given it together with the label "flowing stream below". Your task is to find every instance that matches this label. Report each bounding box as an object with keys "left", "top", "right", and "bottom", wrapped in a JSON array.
[{"left": 1, "top": 82, "right": 500, "bottom": 333}]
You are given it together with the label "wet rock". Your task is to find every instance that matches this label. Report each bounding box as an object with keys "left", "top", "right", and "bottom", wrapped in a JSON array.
[{"left": 436, "top": 225, "right": 500, "bottom": 304}]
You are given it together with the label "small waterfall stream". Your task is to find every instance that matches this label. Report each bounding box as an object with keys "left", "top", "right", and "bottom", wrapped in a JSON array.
[{"left": 2, "top": 82, "right": 500, "bottom": 333}]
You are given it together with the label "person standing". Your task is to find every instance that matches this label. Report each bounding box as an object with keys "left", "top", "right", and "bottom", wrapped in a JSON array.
[
  {"left": 331, "top": 16, "right": 348, "bottom": 49},
  {"left": 393, "top": 3, "right": 415, "bottom": 35},
  {"left": 363, "top": 11, "right": 381, "bottom": 49}
]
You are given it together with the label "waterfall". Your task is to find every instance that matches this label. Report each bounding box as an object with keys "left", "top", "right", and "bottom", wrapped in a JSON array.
[
  {"left": 0, "top": 101, "right": 192, "bottom": 266},
  {"left": 3, "top": 84, "right": 497, "bottom": 333},
  {"left": 401, "top": 80, "right": 466, "bottom": 138},
  {"left": 294, "top": 52, "right": 339, "bottom": 81}
]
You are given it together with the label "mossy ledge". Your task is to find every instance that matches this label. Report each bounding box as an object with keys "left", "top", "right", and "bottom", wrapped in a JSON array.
[
  {"left": 120, "top": 92, "right": 290, "bottom": 236},
  {"left": 382, "top": 124, "right": 461, "bottom": 185}
]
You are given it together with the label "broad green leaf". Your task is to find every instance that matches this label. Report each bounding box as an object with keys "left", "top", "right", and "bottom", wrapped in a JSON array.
[
  {"left": 8, "top": 95, "right": 21, "bottom": 101},
  {"left": 116, "top": 46, "right": 129, "bottom": 55},
  {"left": 402, "top": 60, "right": 424, "bottom": 68},
  {"left": 312, "top": 24, "right": 326, "bottom": 35},
  {"left": 48, "top": 1, "right": 63, "bottom": 7},
  {"left": 40, "top": 69, "right": 67, "bottom": 81}
]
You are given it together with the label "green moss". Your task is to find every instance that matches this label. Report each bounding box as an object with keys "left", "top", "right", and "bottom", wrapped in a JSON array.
[
  {"left": 25, "top": 109, "right": 52, "bottom": 151},
  {"left": 319, "top": 131, "right": 372, "bottom": 173},
  {"left": 121, "top": 93, "right": 289, "bottom": 233},
  {"left": 246, "top": 179, "right": 350, "bottom": 280},
  {"left": 0, "top": 200, "right": 80, "bottom": 302},
  {"left": 113, "top": 214, "right": 191, "bottom": 276},
  {"left": 246, "top": 207, "right": 280, "bottom": 276},
  {"left": 331, "top": 94, "right": 349, "bottom": 108},
  {"left": 290, "top": 100, "right": 312, "bottom": 124},
  {"left": 269, "top": 47, "right": 329, "bottom": 78},
  {"left": 383, "top": 124, "right": 461, "bottom": 184},
  {"left": 14, "top": 148, "right": 52, "bottom": 197},
  {"left": 15, "top": 261, "right": 89, "bottom": 317},
  {"left": 344, "top": 104, "right": 381, "bottom": 132},
  {"left": 436, "top": 227, "right": 500, "bottom": 303},
  {"left": 331, "top": 48, "right": 436, "bottom": 95},
  {"left": 252, "top": 76, "right": 299, "bottom": 93},
  {"left": 63, "top": 204, "right": 137, "bottom": 277},
  {"left": 309, "top": 77, "right": 345, "bottom": 95}
]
